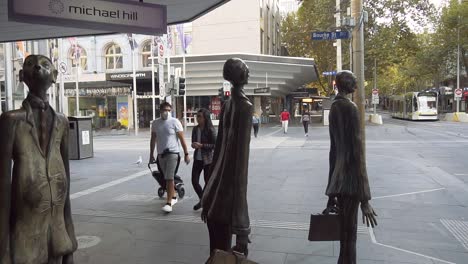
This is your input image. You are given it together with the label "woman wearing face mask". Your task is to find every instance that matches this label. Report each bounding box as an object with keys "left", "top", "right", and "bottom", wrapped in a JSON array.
[{"left": 191, "top": 108, "right": 217, "bottom": 211}]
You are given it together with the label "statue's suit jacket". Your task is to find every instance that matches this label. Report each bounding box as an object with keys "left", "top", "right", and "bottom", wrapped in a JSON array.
[
  {"left": 326, "top": 94, "right": 371, "bottom": 202},
  {"left": 0, "top": 99, "right": 77, "bottom": 264},
  {"left": 202, "top": 89, "right": 253, "bottom": 236}
]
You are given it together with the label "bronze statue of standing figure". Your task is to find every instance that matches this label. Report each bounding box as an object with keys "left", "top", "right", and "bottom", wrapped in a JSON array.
[
  {"left": 0, "top": 55, "right": 77, "bottom": 264},
  {"left": 326, "top": 70, "right": 378, "bottom": 264},
  {"left": 202, "top": 58, "right": 253, "bottom": 257}
]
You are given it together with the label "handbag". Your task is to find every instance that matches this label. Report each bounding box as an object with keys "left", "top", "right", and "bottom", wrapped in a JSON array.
[
  {"left": 308, "top": 210, "right": 341, "bottom": 241},
  {"left": 206, "top": 250, "right": 258, "bottom": 264}
]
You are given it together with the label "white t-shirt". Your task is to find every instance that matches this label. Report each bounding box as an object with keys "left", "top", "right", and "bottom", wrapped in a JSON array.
[{"left": 151, "top": 117, "right": 183, "bottom": 155}]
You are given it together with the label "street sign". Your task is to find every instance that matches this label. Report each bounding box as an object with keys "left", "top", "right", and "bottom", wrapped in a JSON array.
[
  {"left": 322, "top": 71, "right": 336, "bottom": 76},
  {"left": 372, "top": 89, "right": 379, "bottom": 105},
  {"left": 311, "top": 31, "right": 350, "bottom": 41},
  {"left": 455, "top": 88, "right": 462, "bottom": 98},
  {"left": 158, "top": 43, "right": 165, "bottom": 64},
  {"left": 222, "top": 81, "right": 231, "bottom": 92},
  {"left": 254, "top": 87, "right": 271, "bottom": 94},
  {"left": 59, "top": 62, "right": 67, "bottom": 74}
]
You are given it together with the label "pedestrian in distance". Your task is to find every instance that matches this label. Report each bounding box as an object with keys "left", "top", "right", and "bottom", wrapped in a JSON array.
[
  {"left": 191, "top": 108, "right": 216, "bottom": 211},
  {"left": 325, "top": 70, "right": 377, "bottom": 264},
  {"left": 301, "top": 110, "right": 311, "bottom": 137},
  {"left": 280, "top": 108, "right": 290, "bottom": 134},
  {"left": 252, "top": 113, "right": 260, "bottom": 138},
  {"left": 150, "top": 102, "right": 191, "bottom": 213}
]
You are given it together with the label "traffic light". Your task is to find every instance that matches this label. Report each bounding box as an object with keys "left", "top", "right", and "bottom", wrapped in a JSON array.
[
  {"left": 178, "top": 77, "right": 186, "bottom": 96},
  {"left": 218, "top": 87, "right": 224, "bottom": 98}
]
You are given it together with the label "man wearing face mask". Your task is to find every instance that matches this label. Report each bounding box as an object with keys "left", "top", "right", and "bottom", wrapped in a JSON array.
[{"left": 150, "top": 102, "right": 190, "bottom": 213}]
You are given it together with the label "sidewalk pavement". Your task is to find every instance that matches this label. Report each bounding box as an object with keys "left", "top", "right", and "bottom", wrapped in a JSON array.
[{"left": 69, "top": 124, "right": 468, "bottom": 264}]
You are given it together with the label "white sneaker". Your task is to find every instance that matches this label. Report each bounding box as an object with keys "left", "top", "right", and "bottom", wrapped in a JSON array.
[
  {"left": 171, "top": 198, "right": 178, "bottom": 206},
  {"left": 162, "top": 204, "right": 172, "bottom": 213}
]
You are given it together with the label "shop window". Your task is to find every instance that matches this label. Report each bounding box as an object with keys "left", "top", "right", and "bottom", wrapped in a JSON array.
[
  {"left": 141, "top": 40, "right": 152, "bottom": 67},
  {"left": 105, "top": 43, "right": 123, "bottom": 70},
  {"left": 68, "top": 45, "right": 87, "bottom": 71}
]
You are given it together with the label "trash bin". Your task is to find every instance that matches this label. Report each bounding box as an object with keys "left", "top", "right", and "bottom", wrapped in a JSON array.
[{"left": 68, "top": 116, "right": 94, "bottom": 160}]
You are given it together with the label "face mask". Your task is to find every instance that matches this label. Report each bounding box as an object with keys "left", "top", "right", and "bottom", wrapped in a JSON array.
[{"left": 161, "top": 111, "right": 169, "bottom": 120}]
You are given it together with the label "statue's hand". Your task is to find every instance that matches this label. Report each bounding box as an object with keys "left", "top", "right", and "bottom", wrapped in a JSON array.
[
  {"left": 361, "top": 201, "right": 378, "bottom": 228},
  {"left": 322, "top": 196, "right": 338, "bottom": 215},
  {"left": 62, "top": 253, "right": 74, "bottom": 264},
  {"left": 232, "top": 235, "right": 250, "bottom": 256},
  {"left": 201, "top": 209, "right": 208, "bottom": 223}
]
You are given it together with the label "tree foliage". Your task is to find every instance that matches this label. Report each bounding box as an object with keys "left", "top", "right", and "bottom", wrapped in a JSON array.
[{"left": 281, "top": 0, "right": 467, "bottom": 97}]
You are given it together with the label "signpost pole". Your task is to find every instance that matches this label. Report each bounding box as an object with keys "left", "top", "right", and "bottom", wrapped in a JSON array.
[
  {"left": 183, "top": 54, "right": 187, "bottom": 131},
  {"left": 75, "top": 49, "right": 80, "bottom": 116},
  {"left": 151, "top": 36, "right": 156, "bottom": 121},
  {"left": 58, "top": 38, "right": 65, "bottom": 114},
  {"left": 132, "top": 36, "right": 139, "bottom": 136},
  {"left": 336, "top": 0, "right": 342, "bottom": 71},
  {"left": 374, "top": 58, "right": 377, "bottom": 115}
]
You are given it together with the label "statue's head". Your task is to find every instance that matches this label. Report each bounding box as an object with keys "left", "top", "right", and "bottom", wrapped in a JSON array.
[
  {"left": 335, "top": 70, "right": 357, "bottom": 94},
  {"left": 223, "top": 58, "right": 249, "bottom": 87},
  {"left": 19, "top": 55, "right": 58, "bottom": 93}
]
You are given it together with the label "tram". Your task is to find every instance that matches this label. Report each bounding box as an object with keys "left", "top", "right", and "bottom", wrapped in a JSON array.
[{"left": 389, "top": 91, "right": 438, "bottom": 120}]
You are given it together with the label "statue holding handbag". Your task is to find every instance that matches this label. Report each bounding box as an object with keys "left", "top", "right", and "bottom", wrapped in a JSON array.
[{"left": 311, "top": 70, "right": 377, "bottom": 264}]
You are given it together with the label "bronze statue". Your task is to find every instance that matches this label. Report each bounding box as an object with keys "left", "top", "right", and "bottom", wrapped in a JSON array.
[
  {"left": 202, "top": 58, "right": 253, "bottom": 257},
  {"left": 326, "top": 70, "right": 377, "bottom": 264},
  {"left": 0, "top": 55, "right": 77, "bottom": 264}
]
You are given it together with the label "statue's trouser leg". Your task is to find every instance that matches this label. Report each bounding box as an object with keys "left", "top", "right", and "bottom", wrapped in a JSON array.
[
  {"left": 337, "top": 196, "right": 359, "bottom": 264},
  {"left": 48, "top": 256, "right": 62, "bottom": 264},
  {"left": 207, "top": 219, "right": 232, "bottom": 256}
]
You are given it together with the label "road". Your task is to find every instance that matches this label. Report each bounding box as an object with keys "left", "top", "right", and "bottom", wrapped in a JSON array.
[{"left": 70, "top": 114, "right": 468, "bottom": 263}]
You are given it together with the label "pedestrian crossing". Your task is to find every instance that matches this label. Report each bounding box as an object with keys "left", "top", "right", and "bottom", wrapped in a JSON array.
[{"left": 73, "top": 208, "right": 368, "bottom": 234}]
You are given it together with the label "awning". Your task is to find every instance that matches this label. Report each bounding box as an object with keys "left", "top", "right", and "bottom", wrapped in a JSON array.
[
  {"left": 0, "top": 0, "right": 230, "bottom": 42},
  {"left": 168, "top": 53, "right": 318, "bottom": 97}
]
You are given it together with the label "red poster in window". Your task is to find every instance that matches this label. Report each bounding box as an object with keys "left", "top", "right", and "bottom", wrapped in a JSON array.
[{"left": 210, "top": 97, "right": 221, "bottom": 115}]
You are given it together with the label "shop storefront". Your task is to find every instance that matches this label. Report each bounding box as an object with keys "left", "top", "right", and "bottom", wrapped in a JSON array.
[
  {"left": 65, "top": 87, "right": 131, "bottom": 130},
  {"left": 65, "top": 70, "right": 160, "bottom": 129}
]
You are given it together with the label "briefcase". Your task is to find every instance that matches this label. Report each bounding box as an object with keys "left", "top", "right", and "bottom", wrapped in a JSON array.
[
  {"left": 308, "top": 213, "right": 341, "bottom": 241},
  {"left": 206, "top": 250, "right": 258, "bottom": 264}
]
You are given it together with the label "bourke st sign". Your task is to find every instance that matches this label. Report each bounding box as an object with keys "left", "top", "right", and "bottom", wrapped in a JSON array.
[{"left": 8, "top": 0, "right": 167, "bottom": 35}]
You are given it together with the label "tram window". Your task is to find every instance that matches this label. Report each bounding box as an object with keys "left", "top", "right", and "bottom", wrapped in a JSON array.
[{"left": 413, "top": 97, "right": 418, "bottom": 111}]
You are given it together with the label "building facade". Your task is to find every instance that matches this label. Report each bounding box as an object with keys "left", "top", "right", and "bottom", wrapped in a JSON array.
[{"left": 1, "top": 0, "right": 318, "bottom": 128}]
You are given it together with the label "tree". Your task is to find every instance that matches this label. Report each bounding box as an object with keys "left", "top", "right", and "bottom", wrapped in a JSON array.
[{"left": 281, "top": 0, "right": 337, "bottom": 95}]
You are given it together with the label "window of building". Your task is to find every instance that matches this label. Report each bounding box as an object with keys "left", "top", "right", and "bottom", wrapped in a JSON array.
[
  {"left": 68, "top": 45, "right": 87, "bottom": 71},
  {"left": 260, "top": 29, "right": 264, "bottom": 54},
  {"left": 105, "top": 43, "right": 123, "bottom": 70},
  {"left": 141, "top": 40, "right": 152, "bottom": 67},
  {"left": 267, "top": 36, "right": 270, "bottom": 54}
]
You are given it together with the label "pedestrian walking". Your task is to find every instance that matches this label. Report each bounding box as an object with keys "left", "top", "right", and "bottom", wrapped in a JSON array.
[
  {"left": 252, "top": 113, "right": 260, "bottom": 137},
  {"left": 150, "top": 102, "right": 190, "bottom": 213},
  {"left": 191, "top": 108, "right": 216, "bottom": 211},
  {"left": 301, "top": 111, "right": 311, "bottom": 136},
  {"left": 280, "top": 109, "right": 290, "bottom": 134}
]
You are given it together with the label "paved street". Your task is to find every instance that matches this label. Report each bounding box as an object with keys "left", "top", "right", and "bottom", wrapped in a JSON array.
[{"left": 70, "top": 113, "right": 468, "bottom": 264}]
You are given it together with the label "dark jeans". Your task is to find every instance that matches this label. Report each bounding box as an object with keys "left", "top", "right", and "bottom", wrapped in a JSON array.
[
  {"left": 337, "top": 196, "right": 359, "bottom": 264},
  {"left": 253, "top": 123, "right": 259, "bottom": 137},
  {"left": 302, "top": 121, "right": 309, "bottom": 134},
  {"left": 207, "top": 220, "right": 232, "bottom": 256},
  {"left": 192, "top": 160, "right": 210, "bottom": 199}
]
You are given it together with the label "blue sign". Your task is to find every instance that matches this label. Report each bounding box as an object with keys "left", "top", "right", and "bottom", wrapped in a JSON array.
[
  {"left": 311, "top": 31, "right": 350, "bottom": 41},
  {"left": 323, "top": 71, "right": 337, "bottom": 76}
]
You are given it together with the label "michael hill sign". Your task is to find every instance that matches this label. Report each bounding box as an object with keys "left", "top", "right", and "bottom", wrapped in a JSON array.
[{"left": 8, "top": 0, "right": 167, "bottom": 35}]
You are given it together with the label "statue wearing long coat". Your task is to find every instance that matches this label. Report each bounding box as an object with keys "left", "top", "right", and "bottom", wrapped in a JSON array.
[{"left": 202, "top": 88, "right": 253, "bottom": 245}]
